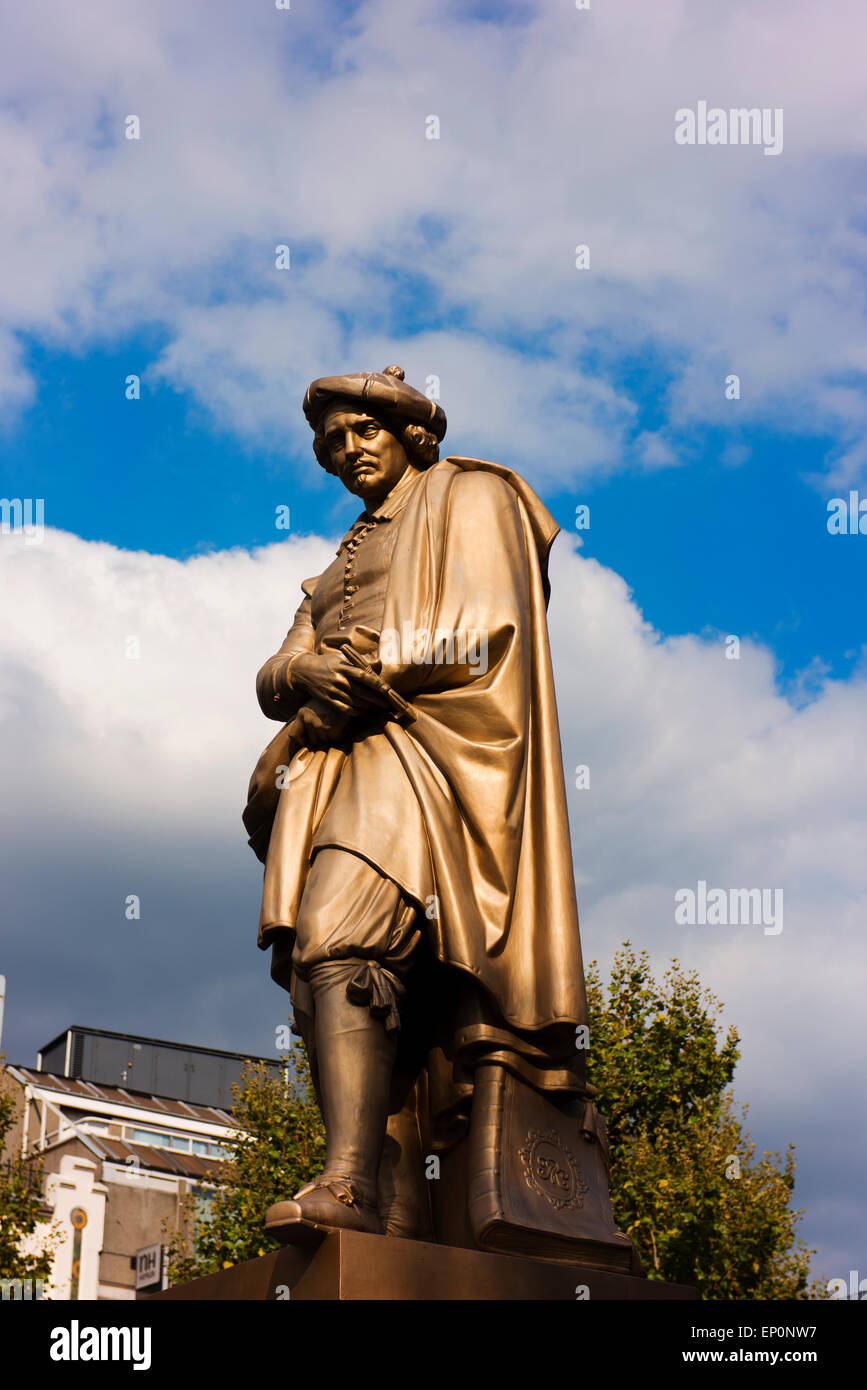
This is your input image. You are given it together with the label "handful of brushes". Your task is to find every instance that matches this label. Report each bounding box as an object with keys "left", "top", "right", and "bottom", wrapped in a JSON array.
[{"left": 287, "top": 629, "right": 414, "bottom": 750}]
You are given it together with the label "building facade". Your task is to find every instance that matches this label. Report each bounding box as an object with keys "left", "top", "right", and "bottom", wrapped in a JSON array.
[{"left": 2, "top": 1028, "right": 282, "bottom": 1299}]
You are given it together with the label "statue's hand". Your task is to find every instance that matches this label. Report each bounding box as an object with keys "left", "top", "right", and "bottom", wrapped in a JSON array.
[
  {"left": 290, "top": 650, "right": 385, "bottom": 713},
  {"left": 287, "top": 699, "right": 351, "bottom": 750}
]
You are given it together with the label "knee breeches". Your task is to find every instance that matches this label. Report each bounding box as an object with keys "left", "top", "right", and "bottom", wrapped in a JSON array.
[{"left": 289, "top": 847, "right": 422, "bottom": 1033}]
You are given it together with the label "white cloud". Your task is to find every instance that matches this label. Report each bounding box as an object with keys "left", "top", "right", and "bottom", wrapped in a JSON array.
[{"left": 1, "top": 0, "right": 866, "bottom": 476}]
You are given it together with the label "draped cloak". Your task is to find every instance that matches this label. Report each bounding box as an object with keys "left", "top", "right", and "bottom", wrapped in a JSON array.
[{"left": 243, "top": 457, "right": 588, "bottom": 1050}]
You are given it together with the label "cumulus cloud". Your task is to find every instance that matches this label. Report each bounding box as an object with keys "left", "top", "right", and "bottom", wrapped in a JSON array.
[
  {"left": 1, "top": 0, "right": 866, "bottom": 478},
  {"left": 1, "top": 522, "right": 864, "bottom": 1274}
]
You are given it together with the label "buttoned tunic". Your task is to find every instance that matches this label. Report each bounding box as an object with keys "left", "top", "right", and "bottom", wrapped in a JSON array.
[{"left": 257, "top": 467, "right": 433, "bottom": 944}]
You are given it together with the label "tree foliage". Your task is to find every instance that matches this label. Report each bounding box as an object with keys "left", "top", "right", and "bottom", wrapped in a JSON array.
[
  {"left": 165, "top": 1042, "right": 325, "bottom": 1283},
  {"left": 585, "top": 942, "right": 813, "bottom": 1298},
  {"left": 0, "top": 1070, "right": 62, "bottom": 1288}
]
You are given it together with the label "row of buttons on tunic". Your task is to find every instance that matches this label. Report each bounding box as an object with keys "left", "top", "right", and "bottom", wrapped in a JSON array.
[{"left": 338, "top": 518, "right": 377, "bottom": 629}]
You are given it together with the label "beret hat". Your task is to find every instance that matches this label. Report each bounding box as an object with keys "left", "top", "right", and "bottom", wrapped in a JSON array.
[{"left": 303, "top": 364, "right": 447, "bottom": 442}]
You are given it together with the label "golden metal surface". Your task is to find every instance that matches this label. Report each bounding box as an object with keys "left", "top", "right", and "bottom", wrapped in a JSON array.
[{"left": 247, "top": 366, "right": 636, "bottom": 1267}]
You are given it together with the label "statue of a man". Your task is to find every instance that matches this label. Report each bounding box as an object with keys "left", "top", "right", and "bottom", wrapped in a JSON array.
[{"left": 244, "top": 365, "right": 594, "bottom": 1246}]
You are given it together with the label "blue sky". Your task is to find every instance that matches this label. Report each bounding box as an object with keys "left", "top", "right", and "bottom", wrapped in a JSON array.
[
  {"left": 7, "top": 336, "right": 862, "bottom": 691},
  {"left": 1, "top": 0, "right": 866, "bottom": 1287}
]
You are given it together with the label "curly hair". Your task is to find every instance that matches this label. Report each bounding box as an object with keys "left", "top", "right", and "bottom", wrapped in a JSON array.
[{"left": 313, "top": 412, "right": 440, "bottom": 475}]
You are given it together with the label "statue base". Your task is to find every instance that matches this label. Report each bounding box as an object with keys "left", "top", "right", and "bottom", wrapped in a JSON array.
[{"left": 148, "top": 1229, "right": 695, "bottom": 1301}]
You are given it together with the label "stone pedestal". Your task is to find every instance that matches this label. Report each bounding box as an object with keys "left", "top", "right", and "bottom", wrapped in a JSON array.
[{"left": 148, "top": 1229, "right": 695, "bottom": 1301}]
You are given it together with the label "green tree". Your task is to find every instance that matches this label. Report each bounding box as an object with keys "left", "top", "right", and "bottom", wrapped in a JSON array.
[
  {"left": 0, "top": 1070, "right": 61, "bottom": 1291},
  {"left": 585, "top": 942, "right": 813, "bottom": 1298},
  {"left": 165, "top": 1041, "right": 325, "bottom": 1283}
]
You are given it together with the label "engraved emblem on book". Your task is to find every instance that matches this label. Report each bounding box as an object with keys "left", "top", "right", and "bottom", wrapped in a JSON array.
[{"left": 518, "top": 1128, "right": 590, "bottom": 1211}]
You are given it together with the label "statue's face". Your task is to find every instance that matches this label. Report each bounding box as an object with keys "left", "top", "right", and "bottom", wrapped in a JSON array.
[{"left": 321, "top": 402, "right": 411, "bottom": 510}]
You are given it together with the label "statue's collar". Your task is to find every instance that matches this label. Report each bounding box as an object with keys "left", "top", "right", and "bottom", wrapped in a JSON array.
[
  {"left": 362, "top": 464, "right": 424, "bottom": 523},
  {"left": 336, "top": 466, "right": 424, "bottom": 554}
]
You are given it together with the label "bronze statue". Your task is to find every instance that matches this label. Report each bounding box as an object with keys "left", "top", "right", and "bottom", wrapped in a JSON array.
[{"left": 244, "top": 366, "right": 639, "bottom": 1270}]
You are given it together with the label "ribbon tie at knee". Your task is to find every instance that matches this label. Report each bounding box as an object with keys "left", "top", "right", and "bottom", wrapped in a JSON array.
[{"left": 346, "top": 962, "right": 405, "bottom": 1033}]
